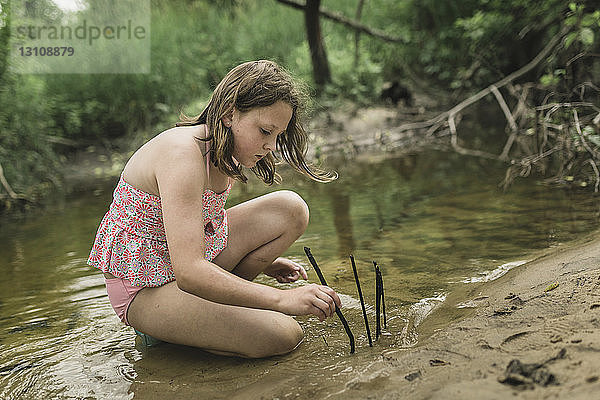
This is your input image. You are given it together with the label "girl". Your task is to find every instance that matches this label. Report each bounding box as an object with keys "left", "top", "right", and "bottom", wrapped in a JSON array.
[{"left": 88, "top": 60, "right": 341, "bottom": 358}]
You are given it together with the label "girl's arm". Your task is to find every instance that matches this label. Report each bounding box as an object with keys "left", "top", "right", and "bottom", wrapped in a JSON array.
[{"left": 155, "top": 140, "right": 339, "bottom": 320}]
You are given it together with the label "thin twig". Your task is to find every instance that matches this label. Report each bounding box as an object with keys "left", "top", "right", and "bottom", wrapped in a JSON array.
[
  {"left": 536, "top": 102, "right": 599, "bottom": 112},
  {"left": 374, "top": 262, "right": 387, "bottom": 329},
  {"left": 0, "top": 163, "right": 17, "bottom": 199},
  {"left": 588, "top": 159, "right": 600, "bottom": 193},
  {"left": 303, "top": 247, "right": 355, "bottom": 354},
  {"left": 573, "top": 109, "right": 598, "bottom": 158},
  {"left": 449, "top": 113, "right": 499, "bottom": 160},
  {"left": 374, "top": 261, "right": 381, "bottom": 340},
  {"left": 491, "top": 85, "right": 518, "bottom": 133},
  {"left": 350, "top": 255, "right": 372, "bottom": 347},
  {"left": 491, "top": 85, "right": 519, "bottom": 161}
]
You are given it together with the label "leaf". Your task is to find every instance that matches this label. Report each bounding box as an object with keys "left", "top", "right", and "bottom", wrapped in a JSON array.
[
  {"left": 565, "top": 15, "right": 577, "bottom": 27},
  {"left": 565, "top": 32, "right": 578, "bottom": 48},
  {"left": 581, "top": 14, "right": 597, "bottom": 27},
  {"left": 588, "top": 135, "right": 600, "bottom": 147},
  {"left": 540, "top": 74, "right": 559, "bottom": 86},
  {"left": 544, "top": 282, "right": 559, "bottom": 292},
  {"left": 580, "top": 28, "right": 594, "bottom": 46}
]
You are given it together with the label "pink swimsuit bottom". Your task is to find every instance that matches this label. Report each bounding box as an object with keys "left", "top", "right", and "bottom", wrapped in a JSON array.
[{"left": 104, "top": 276, "right": 144, "bottom": 326}]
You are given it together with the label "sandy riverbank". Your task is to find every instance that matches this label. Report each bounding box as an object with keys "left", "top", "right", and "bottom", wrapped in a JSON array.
[{"left": 328, "top": 232, "right": 600, "bottom": 399}]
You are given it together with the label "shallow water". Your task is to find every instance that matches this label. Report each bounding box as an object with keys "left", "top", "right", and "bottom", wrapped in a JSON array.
[{"left": 1, "top": 151, "right": 599, "bottom": 399}]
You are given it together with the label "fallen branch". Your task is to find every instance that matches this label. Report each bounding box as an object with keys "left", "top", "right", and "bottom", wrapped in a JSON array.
[
  {"left": 392, "top": 27, "right": 568, "bottom": 144},
  {"left": 275, "top": 0, "right": 405, "bottom": 43}
]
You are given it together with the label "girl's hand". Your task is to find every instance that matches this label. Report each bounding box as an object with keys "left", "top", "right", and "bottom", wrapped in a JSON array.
[
  {"left": 277, "top": 284, "right": 342, "bottom": 321},
  {"left": 264, "top": 257, "right": 308, "bottom": 283}
]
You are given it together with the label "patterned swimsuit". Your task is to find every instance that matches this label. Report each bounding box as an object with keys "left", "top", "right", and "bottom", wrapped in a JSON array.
[{"left": 87, "top": 138, "right": 231, "bottom": 287}]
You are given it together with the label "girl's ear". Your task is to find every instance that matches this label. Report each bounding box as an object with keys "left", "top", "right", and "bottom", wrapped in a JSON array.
[{"left": 221, "top": 107, "right": 235, "bottom": 127}]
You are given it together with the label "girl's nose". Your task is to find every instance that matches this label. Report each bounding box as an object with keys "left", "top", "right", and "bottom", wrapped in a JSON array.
[{"left": 264, "top": 136, "right": 277, "bottom": 151}]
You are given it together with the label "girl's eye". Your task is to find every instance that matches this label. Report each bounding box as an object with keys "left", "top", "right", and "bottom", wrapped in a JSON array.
[{"left": 261, "top": 128, "right": 271, "bottom": 136}]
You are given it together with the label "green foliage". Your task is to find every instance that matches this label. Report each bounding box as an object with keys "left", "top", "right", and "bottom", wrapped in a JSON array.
[
  {"left": 0, "top": 73, "right": 62, "bottom": 198},
  {"left": 539, "top": 2, "right": 599, "bottom": 92},
  {"left": 1, "top": 0, "right": 599, "bottom": 207},
  {"left": 0, "top": 0, "right": 60, "bottom": 201},
  {"left": 563, "top": 3, "right": 600, "bottom": 48}
]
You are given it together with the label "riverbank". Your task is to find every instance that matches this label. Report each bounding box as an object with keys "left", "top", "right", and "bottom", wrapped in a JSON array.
[{"left": 331, "top": 231, "right": 600, "bottom": 399}]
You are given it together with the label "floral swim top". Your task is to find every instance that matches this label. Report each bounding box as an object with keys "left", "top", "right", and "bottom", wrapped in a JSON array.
[
  {"left": 87, "top": 175, "right": 231, "bottom": 287},
  {"left": 87, "top": 138, "right": 231, "bottom": 287}
]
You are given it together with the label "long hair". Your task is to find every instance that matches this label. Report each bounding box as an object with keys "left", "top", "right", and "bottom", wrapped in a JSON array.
[{"left": 177, "top": 60, "right": 337, "bottom": 184}]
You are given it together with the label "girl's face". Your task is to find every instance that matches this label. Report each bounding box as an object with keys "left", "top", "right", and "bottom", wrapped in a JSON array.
[{"left": 225, "top": 101, "right": 293, "bottom": 168}]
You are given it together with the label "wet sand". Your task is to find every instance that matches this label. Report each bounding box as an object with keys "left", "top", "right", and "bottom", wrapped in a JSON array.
[{"left": 331, "top": 231, "right": 600, "bottom": 399}]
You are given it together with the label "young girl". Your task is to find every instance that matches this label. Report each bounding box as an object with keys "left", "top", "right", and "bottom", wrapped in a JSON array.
[{"left": 88, "top": 60, "right": 341, "bottom": 358}]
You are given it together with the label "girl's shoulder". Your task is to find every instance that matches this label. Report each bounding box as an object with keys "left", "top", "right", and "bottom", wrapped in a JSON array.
[{"left": 122, "top": 125, "right": 207, "bottom": 196}]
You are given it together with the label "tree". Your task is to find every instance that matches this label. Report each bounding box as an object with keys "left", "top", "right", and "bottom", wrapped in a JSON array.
[
  {"left": 304, "top": 0, "right": 331, "bottom": 87},
  {"left": 276, "top": 0, "right": 404, "bottom": 89}
]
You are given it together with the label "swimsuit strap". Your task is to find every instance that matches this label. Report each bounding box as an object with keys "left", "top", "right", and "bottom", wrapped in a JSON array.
[{"left": 204, "top": 125, "right": 210, "bottom": 180}]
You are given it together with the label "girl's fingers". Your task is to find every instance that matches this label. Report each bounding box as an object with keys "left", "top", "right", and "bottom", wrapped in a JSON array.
[
  {"left": 299, "top": 266, "right": 308, "bottom": 280},
  {"left": 311, "top": 303, "right": 328, "bottom": 321},
  {"left": 288, "top": 271, "right": 300, "bottom": 281},
  {"left": 318, "top": 285, "right": 341, "bottom": 309},
  {"left": 314, "top": 290, "right": 336, "bottom": 317},
  {"left": 278, "top": 272, "right": 298, "bottom": 283}
]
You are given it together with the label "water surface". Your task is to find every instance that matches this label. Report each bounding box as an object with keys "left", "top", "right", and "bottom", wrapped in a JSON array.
[{"left": 1, "top": 151, "right": 598, "bottom": 399}]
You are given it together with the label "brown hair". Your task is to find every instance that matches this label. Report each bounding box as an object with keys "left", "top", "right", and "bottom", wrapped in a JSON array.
[{"left": 177, "top": 60, "right": 336, "bottom": 184}]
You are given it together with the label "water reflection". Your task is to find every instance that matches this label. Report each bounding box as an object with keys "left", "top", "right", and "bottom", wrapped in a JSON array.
[
  {"left": 1, "top": 151, "right": 599, "bottom": 399},
  {"left": 328, "top": 185, "right": 355, "bottom": 258}
]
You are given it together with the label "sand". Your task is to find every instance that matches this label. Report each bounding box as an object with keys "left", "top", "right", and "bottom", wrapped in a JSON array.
[{"left": 331, "top": 232, "right": 600, "bottom": 399}]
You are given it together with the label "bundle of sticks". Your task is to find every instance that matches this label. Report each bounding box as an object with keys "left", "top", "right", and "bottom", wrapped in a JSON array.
[{"left": 303, "top": 247, "right": 387, "bottom": 354}]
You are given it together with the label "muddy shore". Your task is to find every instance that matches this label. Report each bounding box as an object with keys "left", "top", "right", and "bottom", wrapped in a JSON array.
[{"left": 328, "top": 231, "right": 600, "bottom": 399}]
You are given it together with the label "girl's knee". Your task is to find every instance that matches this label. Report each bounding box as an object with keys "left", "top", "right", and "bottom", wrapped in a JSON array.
[
  {"left": 270, "top": 317, "right": 304, "bottom": 356},
  {"left": 245, "top": 316, "right": 304, "bottom": 358},
  {"left": 273, "top": 190, "right": 309, "bottom": 233}
]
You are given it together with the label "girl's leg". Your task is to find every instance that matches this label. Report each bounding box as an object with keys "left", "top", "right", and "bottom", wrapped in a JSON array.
[
  {"left": 127, "top": 281, "right": 303, "bottom": 358},
  {"left": 127, "top": 190, "right": 309, "bottom": 357},
  {"left": 212, "top": 190, "right": 310, "bottom": 280}
]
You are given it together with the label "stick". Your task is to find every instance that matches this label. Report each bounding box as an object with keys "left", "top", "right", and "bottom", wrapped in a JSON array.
[
  {"left": 374, "top": 261, "right": 381, "bottom": 340},
  {"left": 303, "top": 247, "right": 355, "bottom": 354},
  {"left": 377, "top": 263, "right": 387, "bottom": 329},
  {"left": 350, "top": 255, "right": 372, "bottom": 347},
  {"left": 0, "top": 163, "right": 17, "bottom": 199}
]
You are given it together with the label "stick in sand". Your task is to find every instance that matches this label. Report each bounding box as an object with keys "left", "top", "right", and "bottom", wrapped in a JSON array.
[
  {"left": 350, "top": 255, "right": 372, "bottom": 347},
  {"left": 374, "top": 261, "right": 381, "bottom": 340},
  {"left": 303, "top": 247, "right": 355, "bottom": 354},
  {"left": 374, "top": 261, "right": 387, "bottom": 329}
]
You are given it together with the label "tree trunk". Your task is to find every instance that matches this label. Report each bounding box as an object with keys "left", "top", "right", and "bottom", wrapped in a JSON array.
[
  {"left": 354, "top": 0, "right": 365, "bottom": 68},
  {"left": 304, "top": 0, "right": 331, "bottom": 87}
]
